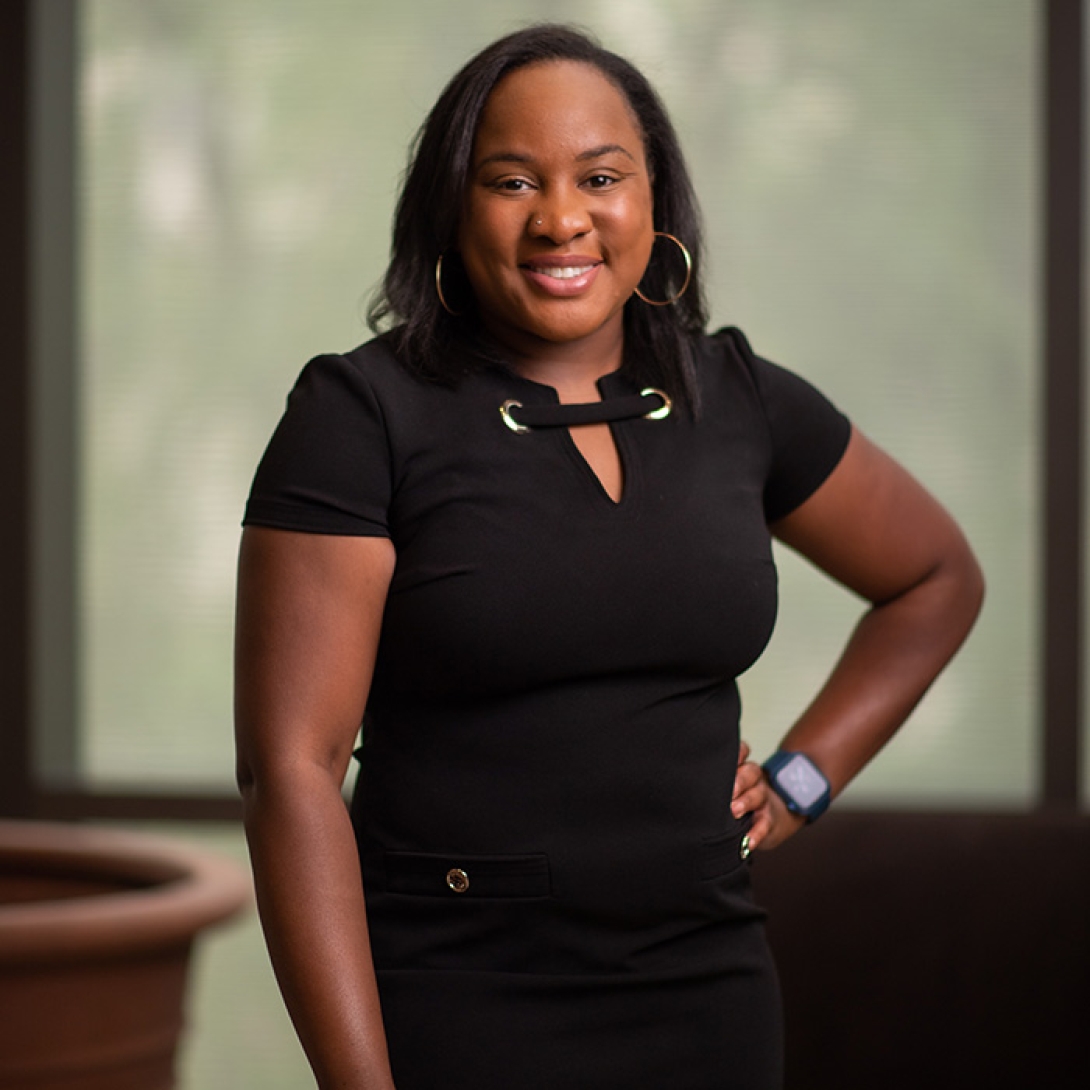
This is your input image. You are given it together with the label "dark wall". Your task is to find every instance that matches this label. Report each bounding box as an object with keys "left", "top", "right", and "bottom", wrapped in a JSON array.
[
  {"left": 757, "top": 812, "right": 1090, "bottom": 1090},
  {"left": 0, "top": 0, "right": 32, "bottom": 819}
]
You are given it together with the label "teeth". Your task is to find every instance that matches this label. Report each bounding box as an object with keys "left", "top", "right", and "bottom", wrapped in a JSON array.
[{"left": 532, "top": 265, "right": 594, "bottom": 279}]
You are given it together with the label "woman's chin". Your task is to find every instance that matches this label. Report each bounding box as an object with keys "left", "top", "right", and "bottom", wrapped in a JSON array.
[{"left": 495, "top": 298, "right": 628, "bottom": 352}]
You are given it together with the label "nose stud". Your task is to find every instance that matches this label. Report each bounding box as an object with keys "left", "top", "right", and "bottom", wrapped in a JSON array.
[{"left": 534, "top": 218, "right": 542, "bottom": 226}]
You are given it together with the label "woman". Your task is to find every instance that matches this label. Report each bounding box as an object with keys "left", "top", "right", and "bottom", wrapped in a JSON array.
[{"left": 235, "top": 24, "right": 983, "bottom": 1090}]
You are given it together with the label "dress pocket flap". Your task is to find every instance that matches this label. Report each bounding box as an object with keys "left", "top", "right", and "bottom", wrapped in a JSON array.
[
  {"left": 699, "top": 817, "right": 753, "bottom": 881},
  {"left": 383, "top": 850, "right": 551, "bottom": 898}
]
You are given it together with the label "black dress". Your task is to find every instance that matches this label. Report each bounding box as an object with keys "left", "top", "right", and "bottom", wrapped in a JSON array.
[{"left": 244, "top": 327, "right": 850, "bottom": 1089}]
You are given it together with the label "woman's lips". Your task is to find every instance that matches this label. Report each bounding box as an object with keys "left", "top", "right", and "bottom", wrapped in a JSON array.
[{"left": 521, "top": 258, "right": 602, "bottom": 296}]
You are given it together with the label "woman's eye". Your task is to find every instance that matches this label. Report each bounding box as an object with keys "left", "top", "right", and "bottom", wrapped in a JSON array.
[
  {"left": 586, "top": 174, "right": 618, "bottom": 189},
  {"left": 494, "top": 178, "right": 531, "bottom": 192}
]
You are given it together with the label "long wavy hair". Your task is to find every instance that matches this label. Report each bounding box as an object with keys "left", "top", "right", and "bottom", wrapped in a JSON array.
[{"left": 367, "top": 24, "right": 708, "bottom": 407}]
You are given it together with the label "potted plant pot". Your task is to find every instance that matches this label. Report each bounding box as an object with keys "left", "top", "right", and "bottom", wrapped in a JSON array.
[{"left": 0, "top": 819, "right": 250, "bottom": 1089}]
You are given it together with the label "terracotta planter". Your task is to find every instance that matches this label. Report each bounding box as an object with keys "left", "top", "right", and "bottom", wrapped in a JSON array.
[{"left": 0, "top": 820, "right": 251, "bottom": 1090}]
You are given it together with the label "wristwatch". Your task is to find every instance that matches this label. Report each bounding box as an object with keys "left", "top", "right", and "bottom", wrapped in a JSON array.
[{"left": 762, "top": 751, "right": 831, "bottom": 823}]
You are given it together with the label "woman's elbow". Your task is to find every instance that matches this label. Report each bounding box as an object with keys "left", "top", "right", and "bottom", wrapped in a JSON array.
[
  {"left": 235, "top": 752, "right": 257, "bottom": 800},
  {"left": 938, "top": 528, "right": 986, "bottom": 642}
]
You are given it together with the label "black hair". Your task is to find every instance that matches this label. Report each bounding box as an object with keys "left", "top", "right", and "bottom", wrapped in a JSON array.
[{"left": 367, "top": 23, "right": 708, "bottom": 407}]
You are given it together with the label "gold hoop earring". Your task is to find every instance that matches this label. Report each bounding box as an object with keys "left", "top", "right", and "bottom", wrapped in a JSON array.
[
  {"left": 634, "top": 232, "right": 693, "bottom": 306},
  {"left": 435, "top": 252, "right": 462, "bottom": 316}
]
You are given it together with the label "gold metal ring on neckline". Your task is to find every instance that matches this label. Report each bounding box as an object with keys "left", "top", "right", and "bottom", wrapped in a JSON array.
[
  {"left": 640, "top": 388, "right": 673, "bottom": 420},
  {"left": 500, "top": 400, "right": 530, "bottom": 434}
]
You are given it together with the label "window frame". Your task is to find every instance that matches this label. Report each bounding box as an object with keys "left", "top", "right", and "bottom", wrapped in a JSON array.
[{"left": 0, "top": 0, "right": 1082, "bottom": 822}]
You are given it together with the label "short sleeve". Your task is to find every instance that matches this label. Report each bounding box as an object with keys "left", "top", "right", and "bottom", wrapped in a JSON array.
[
  {"left": 721, "top": 327, "right": 852, "bottom": 522},
  {"left": 243, "top": 352, "right": 393, "bottom": 536}
]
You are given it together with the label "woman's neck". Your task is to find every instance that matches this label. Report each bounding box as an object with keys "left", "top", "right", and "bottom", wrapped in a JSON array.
[{"left": 487, "top": 318, "right": 625, "bottom": 403}]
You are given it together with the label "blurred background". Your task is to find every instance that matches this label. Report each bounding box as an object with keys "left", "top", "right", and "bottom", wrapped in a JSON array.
[
  {"left": 77, "top": 0, "right": 1036, "bottom": 805},
  {"left": 2, "top": 1, "right": 1086, "bottom": 1087}
]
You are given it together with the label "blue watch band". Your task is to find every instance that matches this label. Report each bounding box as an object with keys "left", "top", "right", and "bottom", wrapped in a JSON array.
[{"left": 762, "top": 751, "right": 832, "bottom": 822}]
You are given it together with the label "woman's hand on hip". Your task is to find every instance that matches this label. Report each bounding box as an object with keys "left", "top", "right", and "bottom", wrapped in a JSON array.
[{"left": 732, "top": 741, "right": 805, "bottom": 852}]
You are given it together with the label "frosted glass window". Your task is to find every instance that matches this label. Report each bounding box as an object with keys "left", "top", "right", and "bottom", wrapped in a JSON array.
[
  {"left": 687, "top": 3, "right": 1038, "bottom": 805},
  {"left": 81, "top": 0, "right": 1036, "bottom": 803}
]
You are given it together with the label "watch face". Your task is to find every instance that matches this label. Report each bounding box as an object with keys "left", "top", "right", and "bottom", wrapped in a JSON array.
[{"left": 779, "top": 755, "right": 828, "bottom": 808}]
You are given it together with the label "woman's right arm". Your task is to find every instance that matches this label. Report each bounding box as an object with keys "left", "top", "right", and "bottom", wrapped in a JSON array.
[{"left": 234, "top": 526, "right": 398, "bottom": 1089}]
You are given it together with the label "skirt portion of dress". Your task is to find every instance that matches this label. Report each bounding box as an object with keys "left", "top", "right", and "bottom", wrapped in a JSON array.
[
  {"left": 358, "top": 815, "right": 783, "bottom": 1090},
  {"left": 376, "top": 952, "right": 782, "bottom": 1090}
]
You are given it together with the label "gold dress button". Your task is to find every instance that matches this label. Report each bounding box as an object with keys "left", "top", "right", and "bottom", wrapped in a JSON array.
[{"left": 446, "top": 867, "right": 470, "bottom": 893}]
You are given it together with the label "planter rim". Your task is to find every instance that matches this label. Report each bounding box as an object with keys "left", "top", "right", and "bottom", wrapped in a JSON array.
[{"left": 0, "top": 820, "right": 251, "bottom": 964}]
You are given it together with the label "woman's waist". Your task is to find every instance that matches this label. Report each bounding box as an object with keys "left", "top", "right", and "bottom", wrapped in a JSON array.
[
  {"left": 354, "top": 703, "right": 743, "bottom": 832},
  {"left": 358, "top": 818, "right": 761, "bottom": 976}
]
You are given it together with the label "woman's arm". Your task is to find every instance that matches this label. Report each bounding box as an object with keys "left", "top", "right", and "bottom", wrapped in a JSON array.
[
  {"left": 732, "top": 426, "right": 985, "bottom": 850},
  {"left": 235, "top": 526, "right": 398, "bottom": 1089}
]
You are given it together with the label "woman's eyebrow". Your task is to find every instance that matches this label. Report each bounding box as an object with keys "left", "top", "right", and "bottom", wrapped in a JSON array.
[
  {"left": 475, "top": 151, "right": 533, "bottom": 169},
  {"left": 576, "top": 143, "right": 636, "bottom": 163},
  {"left": 474, "top": 144, "right": 637, "bottom": 169}
]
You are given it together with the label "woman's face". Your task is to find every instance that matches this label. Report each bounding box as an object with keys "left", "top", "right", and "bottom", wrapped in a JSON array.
[{"left": 458, "top": 60, "right": 655, "bottom": 360}]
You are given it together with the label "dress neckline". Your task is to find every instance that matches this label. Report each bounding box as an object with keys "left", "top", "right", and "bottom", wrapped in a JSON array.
[{"left": 499, "top": 388, "right": 671, "bottom": 432}]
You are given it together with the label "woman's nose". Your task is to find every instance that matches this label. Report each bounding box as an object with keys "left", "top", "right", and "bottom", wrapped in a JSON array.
[{"left": 529, "top": 186, "right": 591, "bottom": 242}]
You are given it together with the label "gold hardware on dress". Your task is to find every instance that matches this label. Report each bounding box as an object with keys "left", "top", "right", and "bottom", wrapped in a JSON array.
[
  {"left": 446, "top": 867, "right": 470, "bottom": 893},
  {"left": 500, "top": 400, "right": 531, "bottom": 434},
  {"left": 640, "top": 388, "right": 672, "bottom": 420}
]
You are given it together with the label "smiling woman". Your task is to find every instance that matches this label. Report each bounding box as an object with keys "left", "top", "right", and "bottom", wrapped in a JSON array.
[
  {"left": 235, "top": 23, "right": 982, "bottom": 1090},
  {"left": 459, "top": 61, "right": 655, "bottom": 365},
  {"left": 368, "top": 23, "right": 709, "bottom": 409}
]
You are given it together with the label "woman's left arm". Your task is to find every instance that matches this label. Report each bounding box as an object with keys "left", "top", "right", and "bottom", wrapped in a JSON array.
[{"left": 732, "top": 425, "right": 985, "bottom": 850}]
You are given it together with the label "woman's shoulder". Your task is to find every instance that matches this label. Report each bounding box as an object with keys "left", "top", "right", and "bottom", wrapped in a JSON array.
[
  {"left": 694, "top": 327, "right": 851, "bottom": 520},
  {"left": 287, "top": 332, "right": 474, "bottom": 424},
  {"left": 694, "top": 325, "right": 846, "bottom": 424},
  {"left": 309, "top": 332, "right": 421, "bottom": 393},
  {"left": 695, "top": 325, "right": 774, "bottom": 388},
  {"left": 690, "top": 325, "right": 775, "bottom": 414}
]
